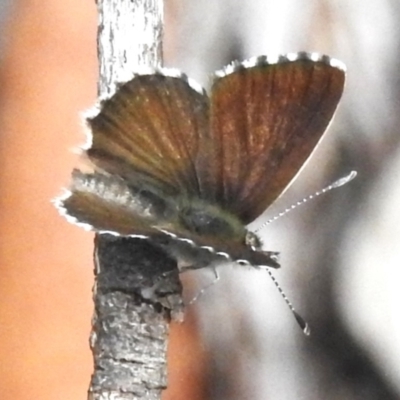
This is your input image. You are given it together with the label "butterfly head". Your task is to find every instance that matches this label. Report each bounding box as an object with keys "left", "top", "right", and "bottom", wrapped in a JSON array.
[{"left": 245, "top": 231, "right": 263, "bottom": 251}]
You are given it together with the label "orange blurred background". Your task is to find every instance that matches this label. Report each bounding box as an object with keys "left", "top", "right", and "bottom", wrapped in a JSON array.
[{"left": 0, "top": 1, "right": 205, "bottom": 399}]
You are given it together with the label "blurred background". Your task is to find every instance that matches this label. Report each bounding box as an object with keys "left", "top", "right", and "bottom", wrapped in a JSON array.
[{"left": 0, "top": 0, "right": 399, "bottom": 399}]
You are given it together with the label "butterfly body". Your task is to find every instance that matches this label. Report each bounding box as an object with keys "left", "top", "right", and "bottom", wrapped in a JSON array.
[
  {"left": 63, "top": 169, "right": 278, "bottom": 270},
  {"left": 55, "top": 52, "right": 345, "bottom": 272}
]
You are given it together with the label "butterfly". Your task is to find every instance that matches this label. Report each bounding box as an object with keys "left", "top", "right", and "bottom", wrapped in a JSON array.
[{"left": 55, "top": 52, "right": 345, "bottom": 273}]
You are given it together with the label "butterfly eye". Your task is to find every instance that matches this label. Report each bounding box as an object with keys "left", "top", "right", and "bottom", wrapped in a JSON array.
[{"left": 245, "top": 231, "right": 262, "bottom": 250}]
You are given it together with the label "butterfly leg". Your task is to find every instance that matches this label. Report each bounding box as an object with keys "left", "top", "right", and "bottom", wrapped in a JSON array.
[{"left": 187, "top": 267, "right": 220, "bottom": 305}]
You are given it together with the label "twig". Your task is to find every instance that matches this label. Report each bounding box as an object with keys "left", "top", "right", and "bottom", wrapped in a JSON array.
[{"left": 88, "top": 1, "right": 183, "bottom": 399}]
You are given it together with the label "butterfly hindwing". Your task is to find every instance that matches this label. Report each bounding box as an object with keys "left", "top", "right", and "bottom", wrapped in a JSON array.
[{"left": 57, "top": 170, "right": 171, "bottom": 236}]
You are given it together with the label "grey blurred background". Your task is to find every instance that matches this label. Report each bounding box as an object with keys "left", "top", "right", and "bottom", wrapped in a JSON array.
[{"left": 165, "top": 1, "right": 400, "bottom": 399}]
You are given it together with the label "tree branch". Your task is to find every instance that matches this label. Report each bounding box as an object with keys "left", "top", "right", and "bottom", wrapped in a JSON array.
[{"left": 88, "top": 1, "right": 183, "bottom": 399}]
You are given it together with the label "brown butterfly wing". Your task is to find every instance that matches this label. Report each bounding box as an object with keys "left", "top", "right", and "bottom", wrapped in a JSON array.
[
  {"left": 86, "top": 73, "right": 209, "bottom": 197},
  {"left": 198, "top": 54, "right": 345, "bottom": 224},
  {"left": 57, "top": 170, "right": 170, "bottom": 236}
]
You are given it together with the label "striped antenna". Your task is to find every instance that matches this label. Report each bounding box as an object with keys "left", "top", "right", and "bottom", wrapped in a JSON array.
[
  {"left": 263, "top": 267, "right": 310, "bottom": 335},
  {"left": 255, "top": 171, "right": 357, "bottom": 232}
]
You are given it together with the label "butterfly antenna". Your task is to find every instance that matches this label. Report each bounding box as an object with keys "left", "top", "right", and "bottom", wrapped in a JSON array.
[
  {"left": 264, "top": 268, "right": 310, "bottom": 335},
  {"left": 188, "top": 268, "right": 220, "bottom": 305},
  {"left": 255, "top": 170, "right": 357, "bottom": 232}
]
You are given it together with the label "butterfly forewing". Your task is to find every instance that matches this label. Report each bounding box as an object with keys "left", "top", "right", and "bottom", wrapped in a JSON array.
[
  {"left": 203, "top": 54, "right": 345, "bottom": 224},
  {"left": 87, "top": 74, "right": 209, "bottom": 197}
]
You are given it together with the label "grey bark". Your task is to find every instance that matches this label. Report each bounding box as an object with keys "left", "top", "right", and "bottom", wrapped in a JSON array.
[{"left": 88, "top": 1, "right": 183, "bottom": 399}]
